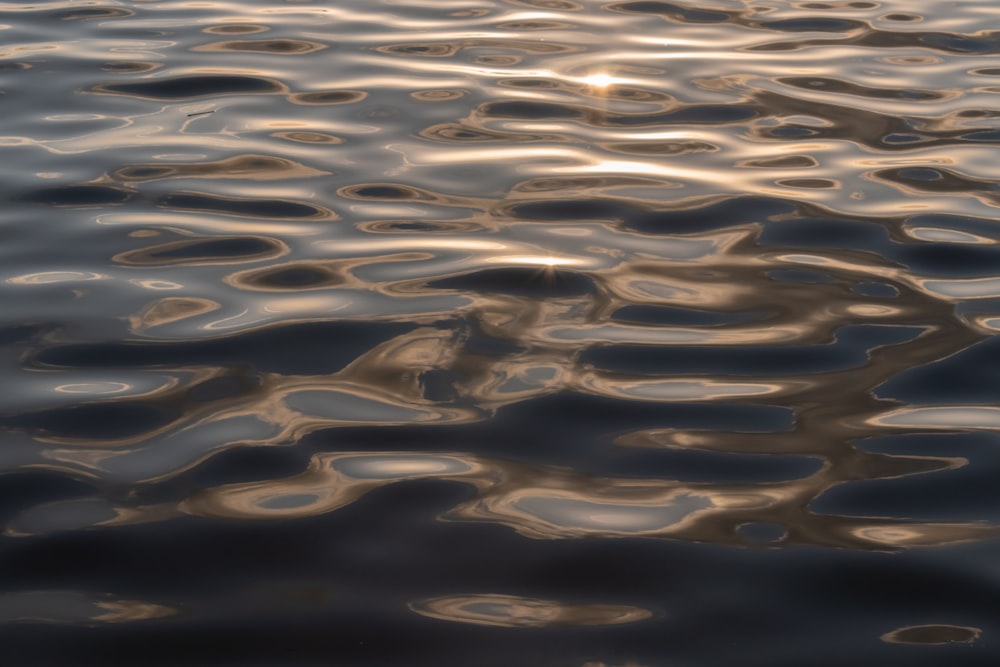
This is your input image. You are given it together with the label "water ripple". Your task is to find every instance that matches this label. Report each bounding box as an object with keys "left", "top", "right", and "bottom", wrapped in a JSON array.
[{"left": 3, "top": 0, "right": 1000, "bottom": 662}]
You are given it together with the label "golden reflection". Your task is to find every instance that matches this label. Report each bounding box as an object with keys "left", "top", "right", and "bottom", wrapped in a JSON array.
[
  {"left": 881, "top": 624, "right": 981, "bottom": 645},
  {"left": 489, "top": 255, "right": 583, "bottom": 268},
  {"left": 17, "top": 438, "right": 980, "bottom": 551},
  {"left": 271, "top": 130, "right": 343, "bottom": 144},
  {"left": 0, "top": 591, "right": 175, "bottom": 624},
  {"left": 130, "top": 297, "right": 221, "bottom": 332},
  {"left": 113, "top": 155, "right": 328, "bottom": 182},
  {"left": 578, "top": 374, "right": 793, "bottom": 402},
  {"left": 409, "top": 594, "right": 652, "bottom": 628},
  {"left": 869, "top": 406, "right": 1000, "bottom": 431},
  {"left": 7, "top": 271, "right": 106, "bottom": 285}
]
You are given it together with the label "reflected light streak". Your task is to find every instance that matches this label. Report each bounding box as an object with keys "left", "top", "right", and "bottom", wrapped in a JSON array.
[
  {"left": 488, "top": 255, "right": 583, "bottom": 268},
  {"left": 409, "top": 593, "right": 653, "bottom": 628}
]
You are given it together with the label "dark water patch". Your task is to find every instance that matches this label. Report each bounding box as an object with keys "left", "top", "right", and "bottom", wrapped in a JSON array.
[
  {"left": 410, "top": 89, "right": 466, "bottom": 101},
  {"left": 428, "top": 268, "right": 595, "bottom": 298},
  {"left": 16, "top": 186, "right": 130, "bottom": 207},
  {"left": 272, "top": 130, "right": 342, "bottom": 144},
  {"left": 505, "top": 198, "right": 638, "bottom": 222},
  {"left": 115, "top": 155, "right": 325, "bottom": 182},
  {"left": 420, "top": 122, "right": 559, "bottom": 143},
  {"left": 778, "top": 76, "right": 943, "bottom": 101},
  {"left": 193, "top": 39, "right": 327, "bottom": 54},
  {"left": 608, "top": 1, "right": 732, "bottom": 23},
  {"left": 611, "top": 305, "right": 770, "bottom": 326},
  {"left": 496, "top": 20, "right": 575, "bottom": 30},
  {"left": 812, "top": 434, "right": 1000, "bottom": 522},
  {"left": 921, "top": 32, "right": 1000, "bottom": 54},
  {"left": 961, "top": 129, "right": 1000, "bottom": 142},
  {"left": 114, "top": 236, "right": 284, "bottom": 266},
  {"left": 605, "top": 139, "right": 718, "bottom": 156},
  {"left": 288, "top": 90, "right": 367, "bottom": 105},
  {"left": 190, "top": 444, "right": 312, "bottom": 488},
  {"left": 325, "top": 394, "right": 793, "bottom": 464},
  {"left": 608, "top": 104, "right": 758, "bottom": 126},
  {"left": 34, "top": 322, "right": 416, "bottom": 376},
  {"left": 481, "top": 100, "right": 583, "bottom": 120},
  {"left": 877, "top": 337, "right": 1000, "bottom": 403},
  {"left": 232, "top": 263, "right": 343, "bottom": 290},
  {"left": 740, "top": 155, "right": 818, "bottom": 168},
  {"left": 736, "top": 521, "right": 788, "bottom": 543},
  {"left": 340, "top": 184, "right": 429, "bottom": 200},
  {"left": 5, "top": 403, "right": 178, "bottom": 440},
  {"left": 203, "top": 24, "right": 269, "bottom": 35},
  {"left": 377, "top": 42, "right": 460, "bottom": 57},
  {"left": 498, "top": 77, "right": 563, "bottom": 90},
  {"left": 768, "top": 268, "right": 837, "bottom": 284},
  {"left": 378, "top": 39, "right": 579, "bottom": 58},
  {"left": 94, "top": 75, "right": 282, "bottom": 99},
  {"left": 100, "top": 61, "right": 158, "bottom": 73},
  {"left": 852, "top": 282, "right": 899, "bottom": 298},
  {"left": 361, "top": 220, "right": 483, "bottom": 233},
  {"left": 0, "top": 473, "right": 96, "bottom": 526},
  {"left": 606, "top": 447, "right": 823, "bottom": 483},
  {"left": 892, "top": 241, "right": 1000, "bottom": 277},
  {"left": 185, "top": 373, "right": 260, "bottom": 404},
  {"left": 582, "top": 325, "right": 921, "bottom": 376},
  {"left": 874, "top": 167, "right": 997, "bottom": 195},
  {"left": 776, "top": 178, "right": 839, "bottom": 189},
  {"left": 757, "top": 17, "right": 861, "bottom": 32},
  {"left": 628, "top": 196, "right": 797, "bottom": 234},
  {"left": 760, "top": 216, "right": 891, "bottom": 250},
  {"left": 0, "top": 324, "right": 51, "bottom": 346},
  {"left": 749, "top": 90, "right": 903, "bottom": 146},
  {"left": 45, "top": 7, "right": 133, "bottom": 21},
  {"left": 159, "top": 193, "right": 331, "bottom": 219},
  {"left": 750, "top": 28, "right": 1000, "bottom": 54}
]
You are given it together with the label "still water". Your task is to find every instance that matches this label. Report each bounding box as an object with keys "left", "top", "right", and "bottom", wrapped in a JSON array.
[{"left": 2, "top": 0, "right": 1000, "bottom": 664}]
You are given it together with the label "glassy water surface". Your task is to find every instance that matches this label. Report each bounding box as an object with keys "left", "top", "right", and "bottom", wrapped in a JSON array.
[{"left": 2, "top": 0, "right": 1000, "bottom": 664}]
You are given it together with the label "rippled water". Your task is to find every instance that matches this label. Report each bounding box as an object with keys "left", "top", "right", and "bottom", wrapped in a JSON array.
[{"left": 3, "top": 0, "right": 1000, "bottom": 664}]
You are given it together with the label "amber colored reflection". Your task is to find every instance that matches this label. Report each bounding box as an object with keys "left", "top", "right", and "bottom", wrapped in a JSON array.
[
  {"left": 287, "top": 91, "right": 368, "bottom": 106},
  {"left": 409, "top": 593, "right": 652, "bottom": 628},
  {"left": 202, "top": 24, "right": 268, "bottom": 35},
  {"left": 181, "top": 452, "right": 484, "bottom": 521},
  {"left": 271, "top": 131, "right": 343, "bottom": 144},
  {"left": 192, "top": 39, "right": 326, "bottom": 54},
  {"left": 410, "top": 89, "right": 466, "bottom": 101},
  {"left": 114, "top": 155, "right": 329, "bottom": 182},
  {"left": 0, "top": 591, "right": 175, "bottom": 625},
  {"left": 12, "top": 184, "right": 999, "bottom": 551},
  {"left": 130, "top": 297, "right": 221, "bottom": 332},
  {"left": 880, "top": 624, "right": 981, "bottom": 645}
]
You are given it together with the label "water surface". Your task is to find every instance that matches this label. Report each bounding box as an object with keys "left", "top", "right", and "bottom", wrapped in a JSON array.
[{"left": 2, "top": 0, "right": 1000, "bottom": 664}]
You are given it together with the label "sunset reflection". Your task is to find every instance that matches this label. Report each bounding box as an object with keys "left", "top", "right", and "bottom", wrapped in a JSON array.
[{"left": 3, "top": 0, "right": 1000, "bottom": 662}]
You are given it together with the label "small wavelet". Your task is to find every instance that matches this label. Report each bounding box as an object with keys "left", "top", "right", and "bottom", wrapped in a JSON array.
[{"left": 409, "top": 593, "right": 653, "bottom": 628}]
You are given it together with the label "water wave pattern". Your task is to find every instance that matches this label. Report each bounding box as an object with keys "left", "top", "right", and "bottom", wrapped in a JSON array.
[{"left": 2, "top": 0, "right": 1000, "bottom": 664}]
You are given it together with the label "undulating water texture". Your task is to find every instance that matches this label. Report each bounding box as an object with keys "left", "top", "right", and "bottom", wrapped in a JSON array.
[{"left": 2, "top": 0, "right": 1000, "bottom": 664}]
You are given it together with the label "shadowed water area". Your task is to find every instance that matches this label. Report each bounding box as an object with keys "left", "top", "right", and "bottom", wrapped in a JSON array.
[{"left": 1, "top": 0, "right": 1000, "bottom": 664}]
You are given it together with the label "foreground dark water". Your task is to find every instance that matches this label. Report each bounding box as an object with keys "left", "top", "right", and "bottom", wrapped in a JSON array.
[{"left": 3, "top": 0, "right": 1000, "bottom": 664}]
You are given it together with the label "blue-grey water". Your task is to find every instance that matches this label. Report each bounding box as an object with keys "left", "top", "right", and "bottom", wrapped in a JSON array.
[{"left": 2, "top": 0, "right": 1000, "bottom": 664}]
